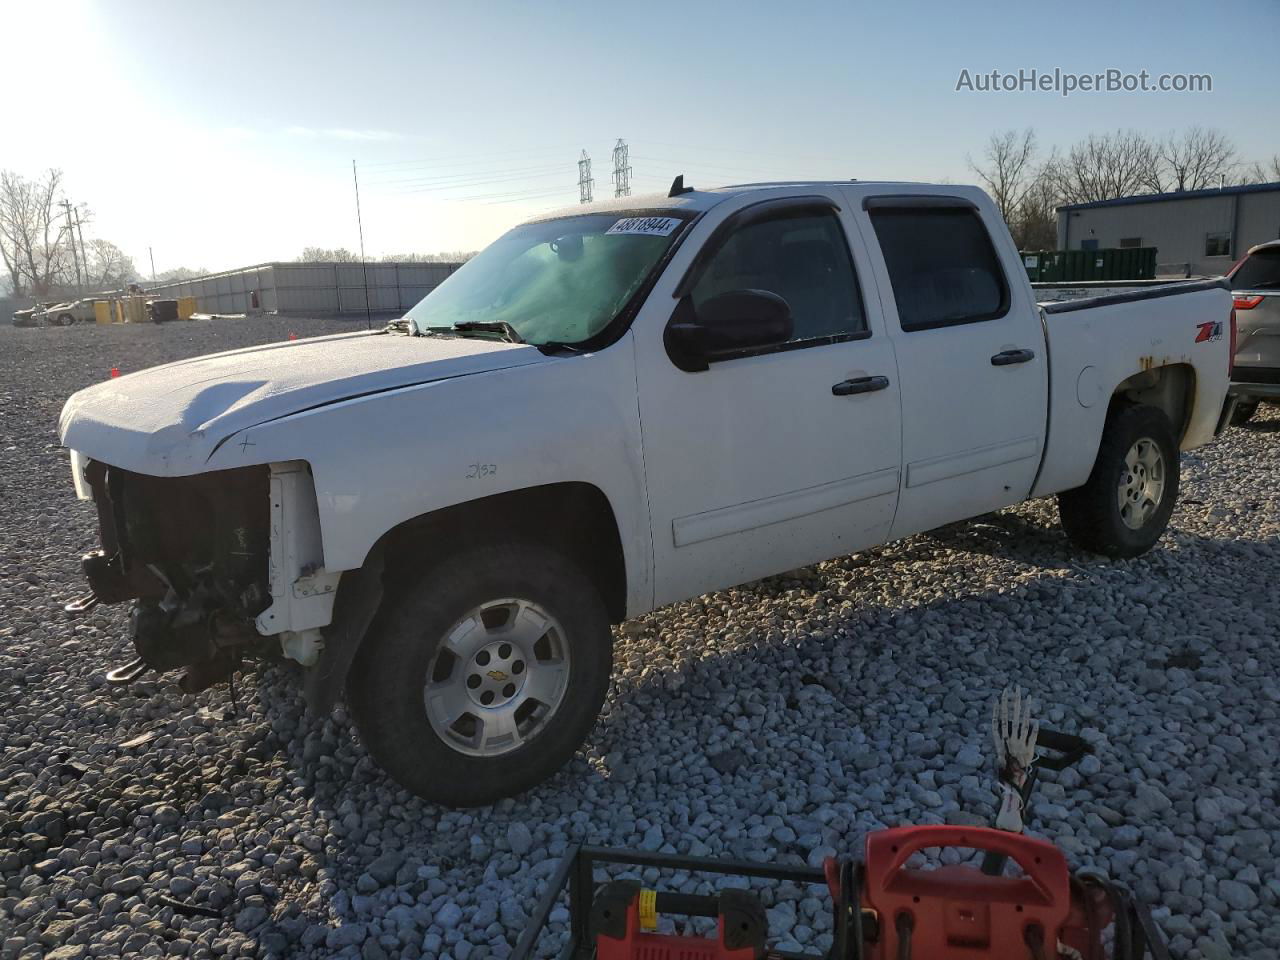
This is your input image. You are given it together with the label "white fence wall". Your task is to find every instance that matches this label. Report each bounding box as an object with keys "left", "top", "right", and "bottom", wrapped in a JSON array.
[{"left": 146, "top": 261, "right": 462, "bottom": 316}]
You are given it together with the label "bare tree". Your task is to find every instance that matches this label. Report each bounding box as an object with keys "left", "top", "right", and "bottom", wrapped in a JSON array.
[
  {"left": 84, "top": 239, "right": 138, "bottom": 288},
  {"left": 1155, "top": 126, "right": 1237, "bottom": 192},
  {"left": 1011, "top": 170, "right": 1062, "bottom": 250},
  {"left": 298, "top": 246, "right": 360, "bottom": 262},
  {"left": 0, "top": 234, "right": 18, "bottom": 296},
  {"left": 378, "top": 250, "right": 477, "bottom": 263},
  {"left": 0, "top": 168, "right": 73, "bottom": 296},
  {"left": 153, "top": 266, "right": 208, "bottom": 282},
  {"left": 968, "top": 129, "right": 1040, "bottom": 225},
  {"left": 1046, "top": 130, "right": 1161, "bottom": 205},
  {"left": 1236, "top": 155, "right": 1280, "bottom": 185}
]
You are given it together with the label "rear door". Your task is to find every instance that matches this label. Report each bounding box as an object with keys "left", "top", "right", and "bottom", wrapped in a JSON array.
[{"left": 850, "top": 191, "right": 1048, "bottom": 539}]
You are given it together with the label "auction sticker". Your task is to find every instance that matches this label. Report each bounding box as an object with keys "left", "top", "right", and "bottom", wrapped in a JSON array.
[{"left": 605, "top": 216, "right": 681, "bottom": 237}]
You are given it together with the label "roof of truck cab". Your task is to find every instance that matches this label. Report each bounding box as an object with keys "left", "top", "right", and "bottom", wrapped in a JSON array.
[{"left": 531, "top": 181, "right": 980, "bottom": 222}]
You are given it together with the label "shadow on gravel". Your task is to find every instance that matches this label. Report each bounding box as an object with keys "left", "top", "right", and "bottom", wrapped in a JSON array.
[
  {"left": 921, "top": 509, "right": 1077, "bottom": 568},
  {"left": 1241, "top": 418, "right": 1280, "bottom": 434},
  {"left": 589, "top": 508, "right": 1280, "bottom": 803}
]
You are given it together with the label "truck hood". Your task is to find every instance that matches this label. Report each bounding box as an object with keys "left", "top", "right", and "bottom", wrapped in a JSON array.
[{"left": 60, "top": 330, "right": 546, "bottom": 475}]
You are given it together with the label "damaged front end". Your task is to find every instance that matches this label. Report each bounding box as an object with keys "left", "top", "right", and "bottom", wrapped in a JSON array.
[{"left": 76, "top": 460, "right": 281, "bottom": 691}]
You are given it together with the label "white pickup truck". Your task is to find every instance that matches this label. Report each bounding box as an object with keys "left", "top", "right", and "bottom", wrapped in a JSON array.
[{"left": 60, "top": 180, "right": 1235, "bottom": 805}]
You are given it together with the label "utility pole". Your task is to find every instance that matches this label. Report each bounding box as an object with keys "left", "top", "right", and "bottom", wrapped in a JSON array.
[
  {"left": 148, "top": 247, "right": 157, "bottom": 282},
  {"left": 60, "top": 199, "right": 83, "bottom": 292},
  {"left": 352, "top": 159, "right": 373, "bottom": 330},
  {"left": 577, "top": 150, "right": 594, "bottom": 204},
  {"left": 74, "top": 206, "right": 90, "bottom": 289},
  {"left": 611, "top": 139, "right": 632, "bottom": 198}
]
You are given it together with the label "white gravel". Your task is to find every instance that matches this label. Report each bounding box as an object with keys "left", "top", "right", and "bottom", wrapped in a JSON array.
[{"left": 1, "top": 317, "right": 1277, "bottom": 960}]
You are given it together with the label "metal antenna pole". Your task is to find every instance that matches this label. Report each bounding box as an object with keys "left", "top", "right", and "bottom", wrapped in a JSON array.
[
  {"left": 353, "top": 159, "right": 373, "bottom": 330},
  {"left": 577, "top": 150, "right": 594, "bottom": 204},
  {"left": 612, "top": 139, "right": 632, "bottom": 198}
]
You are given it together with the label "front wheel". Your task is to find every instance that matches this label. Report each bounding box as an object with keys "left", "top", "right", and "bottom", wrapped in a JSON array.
[
  {"left": 56, "top": 313, "right": 74, "bottom": 326},
  {"left": 1058, "top": 403, "right": 1179, "bottom": 558},
  {"left": 347, "top": 542, "right": 613, "bottom": 807}
]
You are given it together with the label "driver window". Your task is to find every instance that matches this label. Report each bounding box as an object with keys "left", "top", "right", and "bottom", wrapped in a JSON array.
[{"left": 691, "top": 209, "right": 867, "bottom": 341}]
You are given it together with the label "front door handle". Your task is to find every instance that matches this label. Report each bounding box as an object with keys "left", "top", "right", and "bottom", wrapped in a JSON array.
[
  {"left": 832, "top": 375, "right": 890, "bottom": 396},
  {"left": 991, "top": 348, "right": 1036, "bottom": 366}
]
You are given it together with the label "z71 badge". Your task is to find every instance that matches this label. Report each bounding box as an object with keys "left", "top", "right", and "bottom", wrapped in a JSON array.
[{"left": 1195, "top": 320, "right": 1224, "bottom": 343}]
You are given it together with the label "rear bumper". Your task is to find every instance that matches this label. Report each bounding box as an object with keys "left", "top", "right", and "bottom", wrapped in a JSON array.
[{"left": 1230, "top": 367, "right": 1280, "bottom": 399}]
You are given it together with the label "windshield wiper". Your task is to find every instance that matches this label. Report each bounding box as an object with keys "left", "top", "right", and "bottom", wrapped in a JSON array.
[{"left": 449, "top": 320, "right": 525, "bottom": 343}]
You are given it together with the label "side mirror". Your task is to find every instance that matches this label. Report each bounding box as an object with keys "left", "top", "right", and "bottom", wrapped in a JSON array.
[{"left": 665, "top": 290, "right": 794, "bottom": 372}]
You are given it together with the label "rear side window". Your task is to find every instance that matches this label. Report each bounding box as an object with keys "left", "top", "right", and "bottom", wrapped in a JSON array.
[
  {"left": 869, "top": 207, "right": 1010, "bottom": 331},
  {"left": 691, "top": 209, "right": 867, "bottom": 342},
  {"left": 1232, "top": 250, "right": 1280, "bottom": 289}
]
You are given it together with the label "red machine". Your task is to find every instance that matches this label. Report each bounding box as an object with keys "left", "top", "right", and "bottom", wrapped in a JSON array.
[
  {"left": 851, "top": 825, "right": 1070, "bottom": 958},
  {"left": 514, "top": 706, "right": 1169, "bottom": 960},
  {"left": 591, "top": 882, "right": 767, "bottom": 960}
]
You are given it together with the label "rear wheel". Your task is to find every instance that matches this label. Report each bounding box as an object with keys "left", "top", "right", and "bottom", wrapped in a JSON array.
[
  {"left": 1058, "top": 403, "right": 1179, "bottom": 558},
  {"left": 347, "top": 542, "right": 613, "bottom": 806},
  {"left": 1231, "top": 400, "right": 1259, "bottom": 426}
]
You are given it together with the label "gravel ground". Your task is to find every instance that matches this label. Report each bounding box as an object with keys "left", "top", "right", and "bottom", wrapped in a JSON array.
[{"left": 1, "top": 317, "right": 1277, "bottom": 960}]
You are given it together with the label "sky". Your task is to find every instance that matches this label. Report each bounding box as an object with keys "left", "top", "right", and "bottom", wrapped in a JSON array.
[{"left": 1, "top": 0, "right": 1276, "bottom": 276}]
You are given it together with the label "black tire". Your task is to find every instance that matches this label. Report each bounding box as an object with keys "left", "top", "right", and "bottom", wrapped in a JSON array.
[
  {"left": 1231, "top": 400, "right": 1259, "bottom": 427},
  {"left": 56, "top": 313, "right": 74, "bottom": 326},
  {"left": 1058, "top": 403, "right": 1179, "bottom": 558},
  {"left": 347, "top": 542, "right": 612, "bottom": 807}
]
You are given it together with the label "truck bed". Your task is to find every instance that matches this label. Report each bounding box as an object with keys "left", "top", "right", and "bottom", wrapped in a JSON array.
[{"left": 1031, "top": 277, "right": 1233, "bottom": 499}]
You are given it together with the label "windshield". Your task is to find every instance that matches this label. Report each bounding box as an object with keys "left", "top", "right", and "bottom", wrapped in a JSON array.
[{"left": 403, "top": 211, "right": 689, "bottom": 345}]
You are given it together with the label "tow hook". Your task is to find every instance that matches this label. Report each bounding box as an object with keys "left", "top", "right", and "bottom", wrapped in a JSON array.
[
  {"left": 105, "top": 657, "right": 150, "bottom": 685},
  {"left": 64, "top": 591, "right": 100, "bottom": 614}
]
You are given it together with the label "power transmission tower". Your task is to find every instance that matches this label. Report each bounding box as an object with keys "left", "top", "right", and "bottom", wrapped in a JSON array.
[
  {"left": 577, "top": 150, "right": 594, "bottom": 204},
  {"left": 611, "top": 139, "right": 632, "bottom": 198},
  {"left": 59, "top": 200, "right": 83, "bottom": 291}
]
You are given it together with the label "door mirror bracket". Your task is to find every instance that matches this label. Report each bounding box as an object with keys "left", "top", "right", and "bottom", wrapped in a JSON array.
[{"left": 664, "top": 290, "right": 794, "bottom": 373}]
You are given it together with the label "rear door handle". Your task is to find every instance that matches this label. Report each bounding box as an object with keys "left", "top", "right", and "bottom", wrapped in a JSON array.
[
  {"left": 832, "top": 375, "right": 890, "bottom": 396},
  {"left": 991, "top": 348, "right": 1035, "bottom": 366}
]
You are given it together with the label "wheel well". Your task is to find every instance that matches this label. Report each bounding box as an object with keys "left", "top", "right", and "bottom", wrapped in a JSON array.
[
  {"left": 377, "top": 482, "right": 628, "bottom": 623},
  {"left": 1109, "top": 363, "right": 1196, "bottom": 444}
]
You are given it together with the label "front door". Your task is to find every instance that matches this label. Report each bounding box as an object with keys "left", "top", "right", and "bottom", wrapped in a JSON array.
[{"left": 633, "top": 191, "right": 903, "bottom": 608}]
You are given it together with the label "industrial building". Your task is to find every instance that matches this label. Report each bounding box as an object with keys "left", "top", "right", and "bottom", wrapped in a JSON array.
[
  {"left": 144, "top": 260, "right": 463, "bottom": 315},
  {"left": 1056, "top": 181, "right": 1280, "bottom": 278}
]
